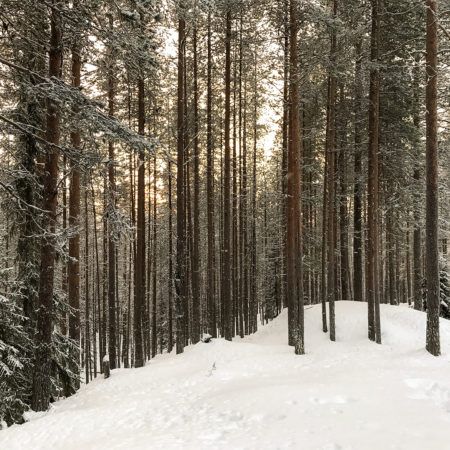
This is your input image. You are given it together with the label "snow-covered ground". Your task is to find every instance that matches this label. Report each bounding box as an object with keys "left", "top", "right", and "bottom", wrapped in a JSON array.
[{"left": 1, "top": 302, "right": 450, "bottom": 450}]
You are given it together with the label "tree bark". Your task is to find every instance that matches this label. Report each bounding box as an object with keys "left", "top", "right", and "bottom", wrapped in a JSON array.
[
  {"left": 326, "top": 0, "right": 337, "bottom": 342},
  {"left": 222, "top": 9, "right": 233, "bottom": 341},
  {"left": 32, "top": 1, "right": 62, "bottom": 411},
  {"left": 287, "top": 0, "right": 304, "bottom": 354},
  {"left": 353, "top": 39, "right": 363, "bottom": 303},
  {"left": 206, "top": 13, "right": 217, "bottom": 338},
  {"left": 107, "top": 30, "right": 117, "bottom": 368},
  {"left": 425, "top": 0, "right": 440, "bottom": 356},
  {"left": 175, "top": 11, "right": 187, "bottom": 353},
  {"left": 191, "top": 22, "right": 201, "bottom": 344},
  {"left": 134, "top": 76, "right": 146, "bottom": 366},
  {"left": 367, "top": 0, "right": 382, "bottom": 344}
]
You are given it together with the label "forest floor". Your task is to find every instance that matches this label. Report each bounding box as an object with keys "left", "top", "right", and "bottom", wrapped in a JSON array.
[{"left": 1, "top": 302, "right": 450, "bottom": 450}]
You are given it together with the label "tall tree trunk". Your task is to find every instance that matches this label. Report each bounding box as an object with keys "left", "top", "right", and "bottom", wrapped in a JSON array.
[
  {"left": 425, "top": 0, "right": 440, "bottom": 356},
  {"left": 321, "top": 151, "right": 328, "bottom": 331},
  {"left": 168, "top": 157, "right": 174, "bottom": 351},
  {"left": 107, "top": 36, "right": 117, "bottom": 368},
  {"left": 175, "top": 11, "right": 187, "bottom": 353},
  {"left": 191, "top": 22, "right": 201, "bottom": 344},
  {"left": 222, "top": 9, "right": 233, "bottom": 341},
  {"left": 326, "top": 0, "right": 337, "bottom": 342},
  {"left": 367, "top": 0, "right": 382, "bottom": 344},
  {"left": 135, "top": 77, "right": 146, "bottom": 366},
  {"left": 91, "top": 180, "right": 103, "bottom": 371},
  {"left": 68, "top": 0, "right": 81, "bottom": 385},
  {"left": 32, "top": 1, "right": 62, "bottom": 411},
  {"left": 282, "top": 0, "right": 289, "bottom": 312},
  {"left": 238, "top": 13, "right": 246, "bottom": 338},
  {"left": 232, "top": 33, "right": 239, "bottom": 338},
  {"left": 287, "top": 0, "right": 304, "bottom": 354},
  {"left": 102, "top": 174, "right": 108, "bottom": 367},
  {"left": 61, "top": 157, "right": 67, "bottom": 336},
  {"left": 406, "top": 229, "right": 412, "bottom": 305},
  {"left": 152, "top": 154, "right": 158, "bottom": 357},
  {"left": 84, "top": 179, "right": 91, "bottom": 384},
  {"left": 413, "top": 56, "right": 423, "bottom": 311},
  {"left": 250, "top": 50, "right": 258, "bottom": 335},
  {"left": 338, "top": 88, "right": 350, "bottom": 301},
  {"left": 206, "top": 13, "right": 217, "bottom": 338},
  {"left": 353, "top": 39, "right": 363, "bottom": 303}
]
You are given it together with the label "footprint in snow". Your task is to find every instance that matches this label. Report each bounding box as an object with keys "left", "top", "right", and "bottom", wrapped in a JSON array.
[
  {"left": 404, "top": 378, "right": 450, "bottom": 412},
  {"left": 309, "top": 395, "right": 349, "bottom": 405}
]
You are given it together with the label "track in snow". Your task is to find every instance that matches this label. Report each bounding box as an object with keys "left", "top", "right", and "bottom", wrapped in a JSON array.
[{"left": 1, "top": 302, "right": 450, "bottom": 450}]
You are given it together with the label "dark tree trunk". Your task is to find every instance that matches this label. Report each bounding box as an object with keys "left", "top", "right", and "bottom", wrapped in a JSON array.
[
  {"left": 287, "top": 0, "right": 304, "bottom": 354},
  {"left": 206, "top": 13, "right": 217, "bottom": 338},
  {"left": 326, "top": 0, "right": 337, "bottom": 342},
  {"left": 175, "top": 13, "right": 187, "bottom": 353},
  {"left": 367, "top": 0, "right": 382, "bottom": 344},
  {"left": 353, "top": 39, "right": 363, "bottom": 303},
  {"left": 135, "top": 77, "right": 146, "bottom": 367},
  {"left": 413, "top": 57, "right": 423, "bottom": 311},
  {"left": 68, "top": 31, "right": 81, "bottom": 362},
  {"left": 191, "top": 23, "right": 201, "bottom": 344},
  {"left": 107, "top": 41, "right": 117, "bottom": 369},
  {"left": 152, "top": 155, "right": 158, "bottom": 357},
  {"left": 425, "top": 0, "right": 440, "bottom": 356},
  {"left": 338, "top": 88, "right": 350, "bottom": 301},
  {"left": 32, "top": 1, "right": 62, "bottom": 411},
  {"left": 282, "top": 0, "right": 289, "bottom": 312},
  {"left": 84, "top": 180, "right": 91, "bottom": 384},
  {"left": 222, "top": 10, "right": 233, "bottom": 341},
  {"left": 91, "top": 181, "right": 103, "bottom": 371},
  {"left": 168, "top": 158, "right": 174, "bottom": 351},
  {"left": 250, "top": 51, "right": 258, "bottom": 335}
]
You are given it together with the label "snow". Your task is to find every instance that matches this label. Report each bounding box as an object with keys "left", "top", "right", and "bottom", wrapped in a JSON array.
[{"left": 1, "top": 302, "right": 450, "bottom": 449}]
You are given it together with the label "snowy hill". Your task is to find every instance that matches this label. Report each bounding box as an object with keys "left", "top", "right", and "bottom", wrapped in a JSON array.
[{"left": 1, "top": 302, "right": 450, "bottom": 450}]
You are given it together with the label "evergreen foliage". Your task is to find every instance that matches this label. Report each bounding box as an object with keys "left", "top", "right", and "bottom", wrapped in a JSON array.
[{"left": 0, "top": 295, "right": 31, "bottom": 426}]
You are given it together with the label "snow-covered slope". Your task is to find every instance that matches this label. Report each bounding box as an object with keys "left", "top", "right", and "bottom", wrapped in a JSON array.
[{"left": 2, "top": 302, "right": 450, "bottom": 450}]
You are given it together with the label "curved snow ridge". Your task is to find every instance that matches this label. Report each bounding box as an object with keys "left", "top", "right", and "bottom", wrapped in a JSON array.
[{"left": 1, "top": 301, "right": 450, "bottom": 450}]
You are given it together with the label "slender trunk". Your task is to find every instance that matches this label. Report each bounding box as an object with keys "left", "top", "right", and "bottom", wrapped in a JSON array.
[
  {"left": 406, "top": 229, "right": 412, "bottom": 305},
  {"left": 250, "top": 51, "right": 258, "bottom": 335},
  {"left": 68, "top": 0, "right": 81, "bottom": 382},
  {"left": 282, "top": 0, "right": 289, "bottom": 312},
  {"left": 425, "top": 0, "right": 440, "bottom": 356},
  {"left": 168, "top": 158, "right": 174, "bottom": 351},
  {"left": 413, "top": 56, "right": 423, "bottom": 311},
  {"left": 387, "top": 213, "right": 398, "bottom": 305},
  {"left": 61, "top": 157, "right": 67, "bottom": 336},
  {"left": 152, "top": 154, "right": 158, "bottom": 357},
  {"left": 287, "top": 0, "right": 304, "bottom": 354},
  {"left": 206, "top": 13, "right": 217, "bottom": 338},
  {"left": 367, "top": 0, "right": 382, "bottom": 343},
  {"left": 321, "top": 150, "right": 328, "bottom": 331},
  {"left": 107, "top": 35, "right": 117, "bottom": 368},
  {"left": 326, "top": 0, "right": 337, "bottom": 342},
  {"left": 176, "top": 12, "right": 187, "bottom": 353},
  {"left": 338, "top": 89, "right": 350, "bottom": 301},
  {"left": 353, "top": 39, "right": 363, "bottom": 303},
  {"left": 84, "top": 180, "right": 91, "bottom": 384},
  {"left": 222, "top": 9, "right": 233, "bottom": 341},
  {"left": 232, "top": 32, "right": 239, "bottom": 338},
  {"left": 135, "top": 77, "right": 146, "bottom": 367},
  {"left": 191, "top": 23, "right": 201, "bottom": 344}
]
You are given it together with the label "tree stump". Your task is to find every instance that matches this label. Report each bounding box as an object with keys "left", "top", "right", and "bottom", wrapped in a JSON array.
[{"left": 103, "top": 355, "right": 110, "bottom": 379}]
